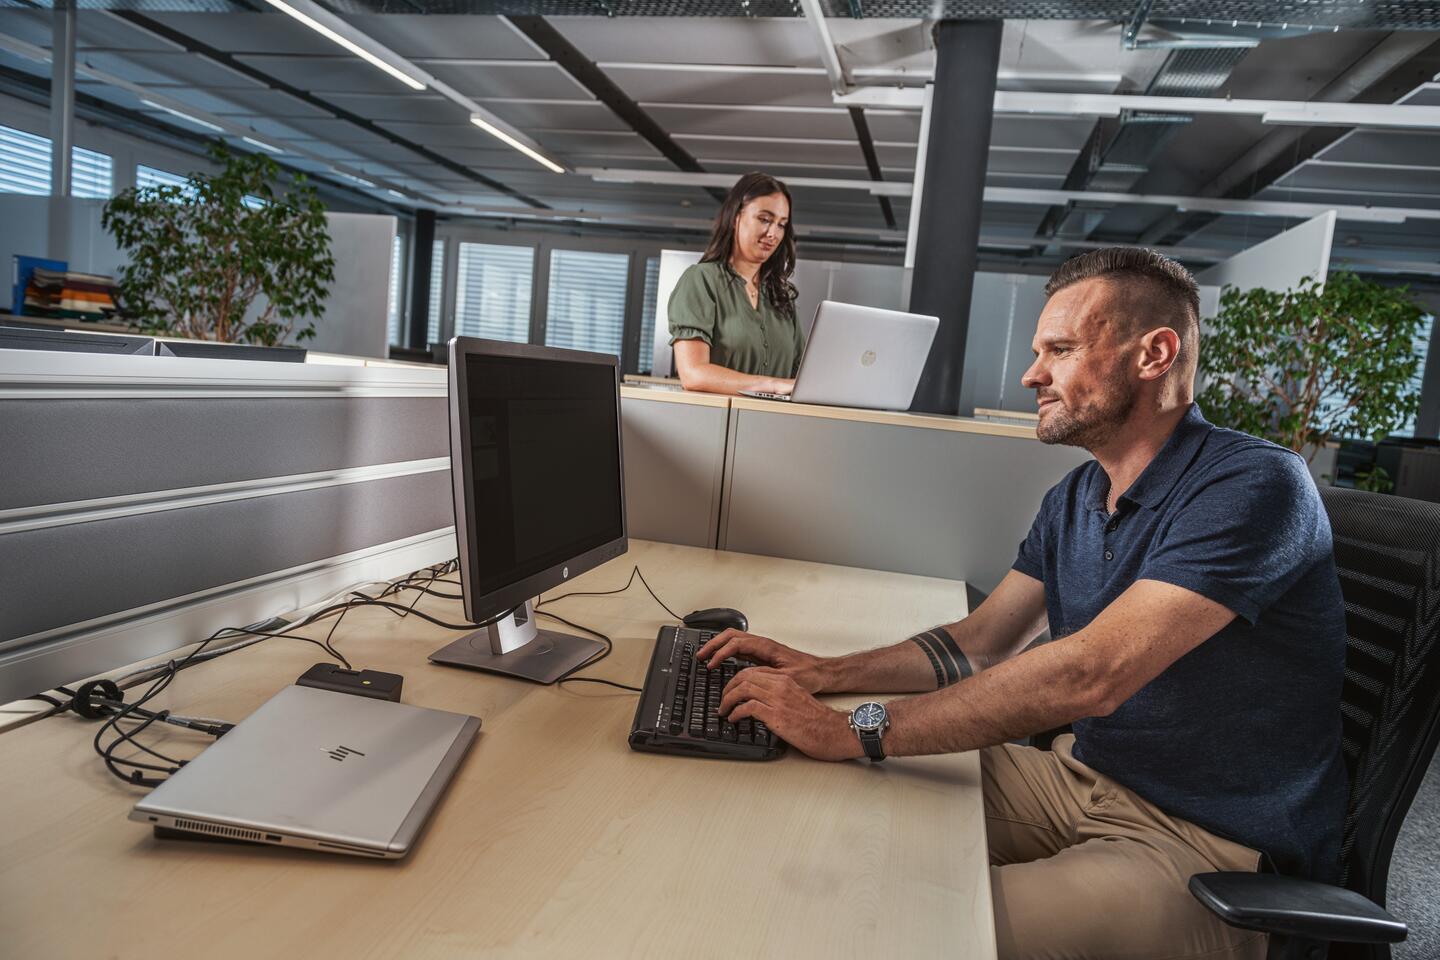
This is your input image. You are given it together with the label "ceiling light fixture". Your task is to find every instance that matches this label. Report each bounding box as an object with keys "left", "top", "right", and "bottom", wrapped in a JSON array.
[
  {"left": 261, "top": 0, "right": 425, "bottom": 91},
  {"left": 336, "top": 173, "right": 377, "bottom": 189},
  {"left": 141, "top": 99, "right": 224, "bottom": 132},
  {"left": 469, "top": 115, "right": 565, "bottom": 174}
]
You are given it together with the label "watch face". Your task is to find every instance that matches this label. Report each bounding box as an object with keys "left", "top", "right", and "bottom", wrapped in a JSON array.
[{"left": 853, "top": 701, "right": 886, "bottom": 732}]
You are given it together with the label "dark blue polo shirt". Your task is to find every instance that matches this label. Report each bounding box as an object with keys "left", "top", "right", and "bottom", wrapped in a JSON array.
[{"left": 1013, "top": 403, "right": 1347, "bottom": 880}]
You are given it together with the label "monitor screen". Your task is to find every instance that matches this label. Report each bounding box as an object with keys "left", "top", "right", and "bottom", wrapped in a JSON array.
[{"left": 456, "top": 347, "right": 624, "bottom": 606}]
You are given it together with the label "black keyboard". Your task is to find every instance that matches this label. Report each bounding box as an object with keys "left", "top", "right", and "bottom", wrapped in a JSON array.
[{"left": 628, "top": 625, "right": 786, "bottom": 761}]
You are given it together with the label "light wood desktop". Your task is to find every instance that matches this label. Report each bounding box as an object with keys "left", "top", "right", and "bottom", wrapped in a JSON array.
[{"left": 0, "top": 541, "right": 995, "bottom": 960}]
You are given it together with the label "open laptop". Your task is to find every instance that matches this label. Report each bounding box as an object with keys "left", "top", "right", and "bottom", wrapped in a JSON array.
[
  {"left": 740, "top": 300, "right": 939, "bottom": 411},
  {"left": 131, "top": 684, "right": 480, "bottom": 859}
]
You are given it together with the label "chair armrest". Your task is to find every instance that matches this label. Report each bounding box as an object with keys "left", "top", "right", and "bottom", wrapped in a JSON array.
[{"left": 1189, "top": 872, "right": 1407, "bottom": 944}]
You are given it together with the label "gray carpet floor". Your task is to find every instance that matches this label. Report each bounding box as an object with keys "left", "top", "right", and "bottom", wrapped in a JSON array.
[{"left": 1389, "top": 747, "right": 1440, "bottom": 959}]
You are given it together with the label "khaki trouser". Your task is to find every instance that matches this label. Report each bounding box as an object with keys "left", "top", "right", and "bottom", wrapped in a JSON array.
[{"left": 984, "top": 735, "right": 1268, "bottom": 960}]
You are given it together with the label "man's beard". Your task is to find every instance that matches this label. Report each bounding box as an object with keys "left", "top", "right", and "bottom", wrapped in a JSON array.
[{"left": 1035, "top": 380, "right": 1137, "bottom": 450}]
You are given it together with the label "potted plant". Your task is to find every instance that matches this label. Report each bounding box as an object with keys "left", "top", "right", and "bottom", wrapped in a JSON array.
[
  {"left": 1197, "top": 271, "right": 1430, "bottom": 482},
  {"left": 102, "top": 143, "right": 335, "bottom": 347}
]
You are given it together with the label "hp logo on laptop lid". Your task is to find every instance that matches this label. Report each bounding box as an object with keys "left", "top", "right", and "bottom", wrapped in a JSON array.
[{"left": 861, "top": 350, "right": 877, "bottom": 367}]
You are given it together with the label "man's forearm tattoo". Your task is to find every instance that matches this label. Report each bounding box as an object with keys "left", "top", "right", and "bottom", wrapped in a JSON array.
[{"left": 909, "top": 627, "right": 975, "bottom": 688}]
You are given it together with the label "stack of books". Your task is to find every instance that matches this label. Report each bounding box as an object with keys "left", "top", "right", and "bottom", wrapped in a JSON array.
[{"left": 22, "top": 267, "right": 119, "bottom": 321}]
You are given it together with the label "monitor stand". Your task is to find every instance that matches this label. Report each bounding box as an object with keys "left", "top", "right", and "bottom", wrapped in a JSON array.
[{"left": 428, "top": 599, "right": 604, "bottom": 685}]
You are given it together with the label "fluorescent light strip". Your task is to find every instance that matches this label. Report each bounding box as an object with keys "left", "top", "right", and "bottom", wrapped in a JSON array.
[
  {"left": 242, "top": 136, "right": 284, "bottom": 154},
  {"left": 262, "top": 0, "right": 425, "bottom": 91},
  {"left": 336, "top": 173, "right": 376, "bottom": 188},
  {"left": 141, "top": 99, "right": 223, "bottom": 133},
  {"left": 470, "top": 115, "right": 564, "bottom": 174}
]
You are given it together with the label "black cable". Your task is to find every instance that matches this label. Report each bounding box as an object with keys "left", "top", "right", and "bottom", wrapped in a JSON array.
[
  {"left": 537, "top": 565, "right": 683, "bottom": 622},
  {"left": 536, "top": 609, "right": 642, "bottom": 693}
]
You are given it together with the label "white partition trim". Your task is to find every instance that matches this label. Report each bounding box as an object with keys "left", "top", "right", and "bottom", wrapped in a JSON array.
[
  {"left": 0, "top": 527, "right": 457, "bottom": 661},
  {"left": 0, "top": 457, "right": 450, "bottom": 533}
]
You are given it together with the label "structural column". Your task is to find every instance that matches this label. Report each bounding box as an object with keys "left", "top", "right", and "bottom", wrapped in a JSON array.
[
  {"left": 47, "top": 0, "right": 76, "bottom": 262},
  {"left": 407, "top": 208, "right": 436, "bottom": 350},
  {"left": 907, "top": 20, "right": 1003, "bottom": 415}
]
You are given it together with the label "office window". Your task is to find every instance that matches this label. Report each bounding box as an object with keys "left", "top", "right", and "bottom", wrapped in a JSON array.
[
  {"left": 426, "top": 239, "right": 445, "bottom": 347},
  {"left": 136, "top": 164, "right": 196, "bottom": 199},
  {"left": 455, "top": 242, "right": 533, "bottom": 343},
  {"left": 638, "top": 255, "right": 660, "bottom": 374},
  {"left": 0, "top": 126, "right": 112, "bottom": 199},
  {"left": 70, "top": 146, "right": 113, "bottom": 199},
  {"left": 387, "top": 234, "right": 405, "bottom": 346},
  {"left": 0, "top": 123, "right": 50, "bottom": 195},
  {"left": 1394, "top": 312, "right": 1435, "bottom": 438},
  {"left": 545, "top": 249, "right": 628, "bottom": 358}
]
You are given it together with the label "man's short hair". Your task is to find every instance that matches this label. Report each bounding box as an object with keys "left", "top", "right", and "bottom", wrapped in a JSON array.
[{"left": 1044, "top": 248, "right": 1201, "bottom": 362}]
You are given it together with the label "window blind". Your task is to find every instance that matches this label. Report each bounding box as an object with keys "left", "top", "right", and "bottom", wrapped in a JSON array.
[
  {"left": 638, "top": 255, "right": 660, "bottom": 374},
  {"left": 427, "top": 239, "right": 445, "bottom": 347},
  {"left": 545, "top": 248, "right": 628, "bottom": 358},
  {"left": 387, "top": 233, "right": 405, "bottom": 346},
  {"left": 455, "top": 242, "right": 533, "bottom": 343}
]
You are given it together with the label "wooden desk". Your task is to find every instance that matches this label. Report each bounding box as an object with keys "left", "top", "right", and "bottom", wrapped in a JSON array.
[{"left": 0, "top": 541, "right": 994, "bottom": 959}]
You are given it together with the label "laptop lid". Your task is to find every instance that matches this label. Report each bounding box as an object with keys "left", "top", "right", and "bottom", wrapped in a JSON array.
[
  {"left": 131, "top": 684, "right": 480, "bottom": 859},
  {"left": 790, "top": 302, "right": 939, "bottom": 410}
]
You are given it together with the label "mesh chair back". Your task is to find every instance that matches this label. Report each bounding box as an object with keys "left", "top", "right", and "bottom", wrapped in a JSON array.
[{"left": 1321, "top": 487, "right": 1440, "bottom": 924}]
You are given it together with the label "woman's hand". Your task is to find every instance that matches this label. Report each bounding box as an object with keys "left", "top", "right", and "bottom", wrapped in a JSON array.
[{"left": 756, "top": 377, "right": 796, "bottom": 396}]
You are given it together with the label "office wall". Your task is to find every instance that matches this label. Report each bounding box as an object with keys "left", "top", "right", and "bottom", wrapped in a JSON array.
[{"left": 959, "top": 271, "right": 1050, "bottom": 416}]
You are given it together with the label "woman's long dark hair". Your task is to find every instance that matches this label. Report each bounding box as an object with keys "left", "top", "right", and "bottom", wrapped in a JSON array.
[{"left": 700, "top": 172, "right": 798, "bottom": 319}]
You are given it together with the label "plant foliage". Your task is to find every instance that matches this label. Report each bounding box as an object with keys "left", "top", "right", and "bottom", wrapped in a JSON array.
[
  {"left": 102, "top": 144, "right": 334, "bottom": 345},
  {"left": 1197, "top": 272, "right": 1429, "bottom": 459}
]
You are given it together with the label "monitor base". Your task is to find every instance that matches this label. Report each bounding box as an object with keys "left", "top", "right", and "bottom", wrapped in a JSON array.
[{"left": 428, "top": 628, "right": 605, "bottom": 685}]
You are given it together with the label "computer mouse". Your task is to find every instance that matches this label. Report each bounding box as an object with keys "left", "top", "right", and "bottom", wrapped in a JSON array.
[{"left": 683, "top": 607, "right": 748, "bottom": 633}]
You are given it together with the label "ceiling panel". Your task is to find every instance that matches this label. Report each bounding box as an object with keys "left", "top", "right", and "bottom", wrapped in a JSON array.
[
  {"left": 1274, "top": 161, "right": 1440, "bottom": 197},
  {"left": 552, "top": 17, "right": 821, "bottom": 67},
  {"left": 375, "top": 120, "right": 509, "bottom": 148},
  {"left": 345, "top": 15, "right": 544, "bottom": 60},
  {"left": 86, "top": 50, "right": 270, "bottom": 89},
  {"left": 861, "top": 110, "right": 923, "bottom": 142},
  {"left": 606, "top": 67, "right": 836, "bottom": 107},
  {"left": 989, "top": 116, "right": 1095, "bottom": 152},
  {"left": 674, "top": 135, "right": 865, "bottom": 166},
  {"left": 190, "top": 86, "right": 334, "bottom": 119},
  {"left": 986, "top": 148, "right": 1075, "bottom": 177},
  {"left": 476, "top": 99, "right": 624, "bottom": 131},
  {"left": 1256, "top": 185, "right": 1440, "bottom": 211},
  {"left": 141, "top": 13, "right": 341, "bottom": 56},
  {"left": 233, "top": 54, "right": 419, "bottom": 96},
  {"left": 534, "top": 131, "right": 662, "bottom": 160},
  {"left": 420, "top": 61, "right": 591, "bottom": 100},
  {"left": 644, "top": 104, "right": 856, "bottom": 139},
  {"left": 1315, "top": 130, "right": 1440, "bottom": 168},
  {"left": 318, "top": 93, "right": 470, "bottom": 125}
]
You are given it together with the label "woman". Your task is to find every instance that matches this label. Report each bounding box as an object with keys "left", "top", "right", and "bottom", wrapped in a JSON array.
[{"left": 668, "top": 172, "right": 804, "bottom": 396}]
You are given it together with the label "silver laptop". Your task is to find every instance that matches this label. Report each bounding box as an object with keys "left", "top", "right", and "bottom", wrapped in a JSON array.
[
  {"left": 741, "top": 300, "right": 939, "bottom": 411},
  {"left": 131, "top": 684, "right": 480, "bottom": 859}
]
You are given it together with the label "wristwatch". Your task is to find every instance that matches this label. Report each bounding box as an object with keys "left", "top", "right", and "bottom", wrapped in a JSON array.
[{"left": 849, "top": 701, "right": 890, "bottom": 762}]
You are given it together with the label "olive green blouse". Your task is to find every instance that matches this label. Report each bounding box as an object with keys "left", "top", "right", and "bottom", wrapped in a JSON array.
[{"left": 667, "top": 260, "right": 805, "bottom": 379}]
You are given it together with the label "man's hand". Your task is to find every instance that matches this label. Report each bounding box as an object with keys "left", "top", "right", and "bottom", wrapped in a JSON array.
[
  {"left": 696, "top": 629, "right": 828, "bottom": 692},
  {"left": 719, "top": 668, "right": 861, "bottom": 762}
]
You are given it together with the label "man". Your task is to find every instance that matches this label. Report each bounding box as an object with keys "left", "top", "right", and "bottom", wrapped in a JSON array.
[{"left": 697, "top": 247, "right": 1348, "bottom": 960}]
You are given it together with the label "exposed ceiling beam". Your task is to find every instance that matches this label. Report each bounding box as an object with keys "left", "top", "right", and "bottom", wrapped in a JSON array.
[
  {"left": 836, "top": 88, "right": 1440, "bottom": 130},
  {"left": 797, "top": 0, "right": 849, "bottom": 97},
  {"left": 578, "top": 166, "right": 910, "bottom": 196},
  {"left": 848, "top": 106, "right": 896, "bottom": 229}
]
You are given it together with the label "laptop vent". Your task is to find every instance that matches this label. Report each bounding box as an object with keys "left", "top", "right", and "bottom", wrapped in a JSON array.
[{"left": 174, "top": 818, "right": 264, "bottom": 842}]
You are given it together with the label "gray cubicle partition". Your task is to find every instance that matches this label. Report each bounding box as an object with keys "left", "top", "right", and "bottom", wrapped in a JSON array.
[
  {"left": 718, "top": 403, "right": 1091, "bottom": 593},
  {"left": 619, "top": 387, "right": 730, "bottom": 548},
  {"left": 0, "top": 351, "right": 455, "bottom": 705}
]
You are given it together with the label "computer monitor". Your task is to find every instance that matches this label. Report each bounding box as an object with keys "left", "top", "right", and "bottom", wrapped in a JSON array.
[{"left": 428, "top": 337, "right": 628, "bottom": 684}]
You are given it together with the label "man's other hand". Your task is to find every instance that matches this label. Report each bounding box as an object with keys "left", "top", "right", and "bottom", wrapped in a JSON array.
[
  {"left": 719, "top": 669, "right": 860, "bottom": 762},
  {"left": 696, "top": 629, "right": 828, "bottom": 693}
]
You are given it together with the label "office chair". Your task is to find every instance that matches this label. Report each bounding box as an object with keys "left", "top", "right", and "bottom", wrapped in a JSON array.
[{"left": 1191, "top": 486, "right": 1440, "bottom": 960}]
